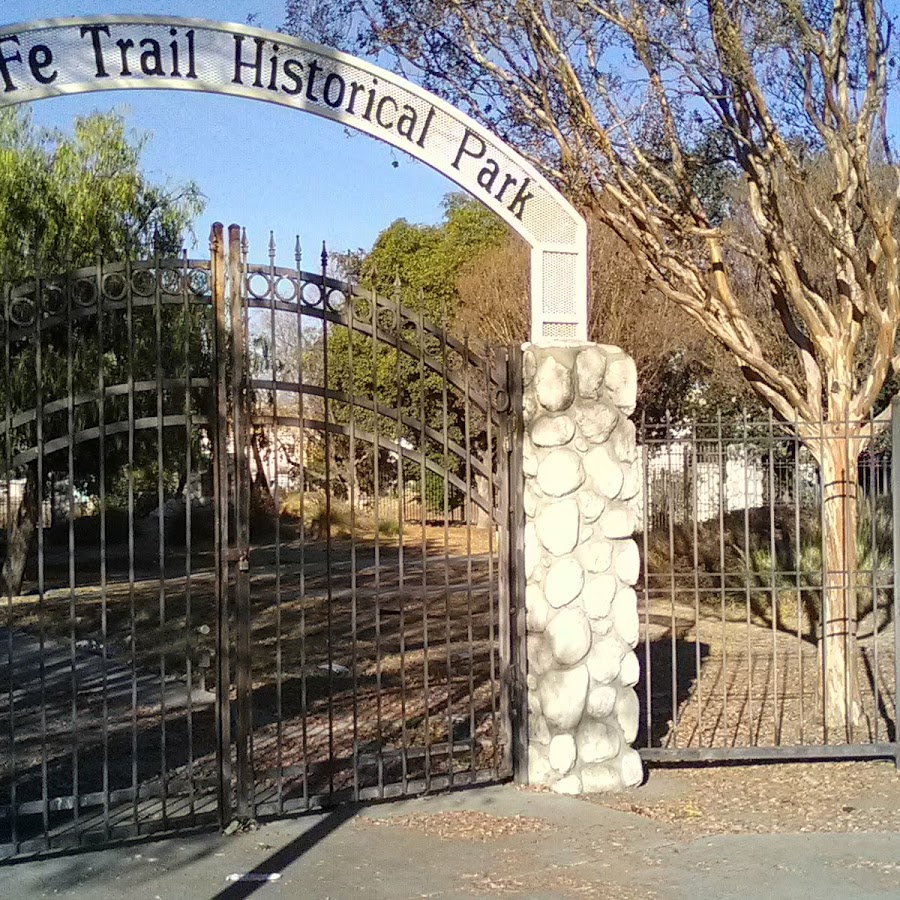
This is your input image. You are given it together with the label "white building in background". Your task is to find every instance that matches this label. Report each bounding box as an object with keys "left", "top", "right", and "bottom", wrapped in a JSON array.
[{"left": 631, "top": 440, "right": 819, "bottom": 529}]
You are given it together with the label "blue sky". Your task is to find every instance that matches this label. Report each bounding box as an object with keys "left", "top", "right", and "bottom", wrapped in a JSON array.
[{"left": 5, "top": 1, "right": 455, "bottom": 265}]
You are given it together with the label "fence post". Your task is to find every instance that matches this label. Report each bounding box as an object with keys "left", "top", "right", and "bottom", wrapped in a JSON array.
[
  {"left": 892, "top": 396, "right": 900, "bottom": 769},
  {"left": 210, "top": 223, "right": 233, "bottom": 825},
  {"left": 506, "top": 344, "right": 528, "bottom": 781},
  {"left": 230, "top": 224, "right": 254, "bottom": 818}
]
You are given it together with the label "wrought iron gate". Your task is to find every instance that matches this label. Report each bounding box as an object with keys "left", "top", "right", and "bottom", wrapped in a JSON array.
[{"left": 0, "top": 224, "right": 520, "bottom": 858}]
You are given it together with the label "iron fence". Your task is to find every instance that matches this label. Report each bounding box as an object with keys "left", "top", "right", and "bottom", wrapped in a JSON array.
[
  {"left": 0, "top": 227, "right": 520, "bottom": 859},
  {"left": 637, "top": 411, "right": 900, "bottom": 763}
]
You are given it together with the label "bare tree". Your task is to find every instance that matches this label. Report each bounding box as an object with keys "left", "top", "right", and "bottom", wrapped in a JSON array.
[
  {"left": 455, "top": 218, "right": 731, "bottom": 418},
  {"left": 287, "top": 0, "right": 900, "bottom": 731}
]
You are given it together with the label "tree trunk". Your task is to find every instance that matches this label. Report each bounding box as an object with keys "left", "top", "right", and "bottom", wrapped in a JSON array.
[
  {"left": 250, "top": 428, "right": 276, "bottom": 514},
  {"left": 1, "top": 463, "right": 40, "bottom": 597},
  {"left": 473, "top": 448, "right": 492, "bottom": 529},
  {"left": 819, "top": 436, "right": 864, "bottom": 736}
]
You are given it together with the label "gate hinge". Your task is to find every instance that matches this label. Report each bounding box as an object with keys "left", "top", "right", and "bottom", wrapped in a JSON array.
[
  {"left": 504, "top": 665, "right": 521, "bottom": 692},
  {"left": 509, "top": 676, "right": 525, "bottom": 720}
]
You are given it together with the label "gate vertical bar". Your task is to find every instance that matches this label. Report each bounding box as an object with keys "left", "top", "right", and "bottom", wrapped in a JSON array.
[
  {"left": 2, "top": 274, "right": 15, "bottom": 853},
  {"left": 495, "top": 347, "right": 512, "bottom": 778},
  {"left": 65, "top": 248, "right": 79, "bottom": 842},
  {"left": 691, "top": 419, "right": 702, "bottom": 739},
  {"left": 321, "top": 243, "right": 335, "bottom": 799},
  {"left": 96, "top": 246, "right": 110, "bottom": 837},
  {"left": 33, "top": 243, "right": 50, "bottom": 847},
  {"left": 347, "top": 290, "right": 359, "bottom": 801},
  {"left": 181, "top": 247, "right": 197, "bottom": 820},
  {"left": 210, "top": 223, "right": 232, "bottom": 825},
  {"left": 666, "top": 411, "right": 678, "bottom": 745},
  {"left": 768, "top": 410, "right": 778, "bottom": 744},
  {"left": 268, "top": 234, "right": 284, "bottom": 814},
  {"left": 642, "top": 413, "right": 652, "bottom": 749},
  {"left": 370, "top": 281, "right": 385, "bottom": 797},
  {"left": 891, "top": 396, "right": 900, "bottom": 768},
  {"left": 126, "top": 252, "right": 139, "bottom": 829},
  {"left": 440, "top": 297, "right": 453, "bottom": 786},
  {"left": 794, "top": 417, "right": 804, "bottom": 744},
  {"left": 504, "top": 344, "right": 527, "bottom": 782},
  {"left": 154, "top": 232, "right": 169, "bottom": 829},
  {"left": 294, "top": 237, "right": 310, "bottom": 810},
  {"left": 463, "top": 332, "right": 476, "bottom": 776},
  {"left": 869, "top": 406, "right": 880, "bottom": 743},
  {"left": 392, "top": 280, "right": 406, "bottom": 794},
  {"left": 719, "top": 412, "right": 728, "bottom": 742},
  {"left": 483, "top": 351, "right": 499, "bottom": 778},
  {"left": 230, "top": 224, "right": 253, "bottom": 818},
  {"left": 819, "top": 410, "right": 829, "bottom": 743},
  {"left": 418, "top": 296, "right": 431, "bottom": 790}
]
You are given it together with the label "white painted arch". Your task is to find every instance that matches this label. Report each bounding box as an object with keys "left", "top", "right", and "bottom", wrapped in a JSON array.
[{"left": 0, "top": 15, "right": 588, "bottom": 341}]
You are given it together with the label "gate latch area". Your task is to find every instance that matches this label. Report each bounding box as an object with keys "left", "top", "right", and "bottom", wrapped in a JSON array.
[{"left": 227, "top": 548, "right": 251, "bottom": 571}]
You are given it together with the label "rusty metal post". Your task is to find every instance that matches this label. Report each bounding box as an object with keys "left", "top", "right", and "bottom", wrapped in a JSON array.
[
  {"left": 229, "top": 224, "right": 254, "bottom": 817},
  {"left": 505, "top": 344, "right": 528, "bottom": 782},
  {"left": 495, "top": 347, "right": 517, "bottom": 779},
  {"left": 210, "top": 223, "right": 233, "bottom": 826}
]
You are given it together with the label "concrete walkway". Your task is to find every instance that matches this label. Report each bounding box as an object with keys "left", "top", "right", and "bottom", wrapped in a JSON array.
[{"left": 3, "top": 783, "right": 899, "bottom": 899}]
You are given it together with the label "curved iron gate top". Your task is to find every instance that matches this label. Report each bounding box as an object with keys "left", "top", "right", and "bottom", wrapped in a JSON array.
[{"left": 0, "top": 225, "right": 522, "bottom": 858}]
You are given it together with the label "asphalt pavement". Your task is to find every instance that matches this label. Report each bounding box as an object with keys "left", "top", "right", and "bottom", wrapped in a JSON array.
[{"left": 2, "top": 781, "right": 899, "bottom": 899}]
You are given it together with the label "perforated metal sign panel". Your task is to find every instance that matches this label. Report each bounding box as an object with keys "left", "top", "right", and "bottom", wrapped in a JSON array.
[{"left": 0, "top": 16, "right": 589, "bottom": 340}]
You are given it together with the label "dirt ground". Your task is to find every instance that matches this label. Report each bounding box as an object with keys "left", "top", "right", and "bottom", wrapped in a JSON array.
[
  {"left": 590, "top": 758, "right": 900, "bottom": 837},
  {"left": 0, "top": 522, "right": 509, "bottom": 854},
  {"left": 637, "top": 593, "right": 896, "bottom": 749}
]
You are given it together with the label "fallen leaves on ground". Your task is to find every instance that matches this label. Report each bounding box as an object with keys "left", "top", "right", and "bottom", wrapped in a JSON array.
[
  {"left": 589, "top": 760, "right": 900, "bottom": 837},
  {"left": 367, "top": 809, "right": 552, "bottom": 841}
]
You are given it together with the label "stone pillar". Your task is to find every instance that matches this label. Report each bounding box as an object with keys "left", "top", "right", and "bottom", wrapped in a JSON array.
[{"left": 522, "top": 342, "right": 642, "bottom": 793}]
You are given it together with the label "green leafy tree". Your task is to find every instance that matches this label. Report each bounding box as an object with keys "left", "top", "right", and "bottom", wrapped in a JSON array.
[
  {"left": 323, "top": 195, "right": 506, "bottom": 511},
  {"left": 0, "top": 108, "right": 204, "bottom": 594},
  {"left": 0, "top": 109, "right": 200, "bottom": 270}
]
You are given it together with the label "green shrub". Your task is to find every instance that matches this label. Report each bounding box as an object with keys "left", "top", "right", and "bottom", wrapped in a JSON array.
[
  {"left": 738, "top": 497, "right": 891, "bottom": 634},
  {"left": 645, "top": 497, "right": 892, "bottom": 637}
]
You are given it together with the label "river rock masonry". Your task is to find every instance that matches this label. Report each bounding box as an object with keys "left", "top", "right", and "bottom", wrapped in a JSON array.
[{"left": 522, "top": 341, "right": 642, "bottom": 793}]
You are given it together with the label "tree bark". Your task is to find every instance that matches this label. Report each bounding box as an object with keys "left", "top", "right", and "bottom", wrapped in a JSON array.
[
  {"left": 250, "top": 428, "right": 276, "bottom": 514},
  {"left": 473, "top": 448, "right": 492, "bottom": 529},
  {"left": 1, "top": 463, "right": 40, "bottom": 597},
  {"left": 819, "top": 436, "right": 864, "bottom": 736}
]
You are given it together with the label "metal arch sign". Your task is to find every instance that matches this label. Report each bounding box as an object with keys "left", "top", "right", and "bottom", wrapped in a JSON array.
[{"left": 0, "top": 16, "right": 588, "bottom": 341}]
